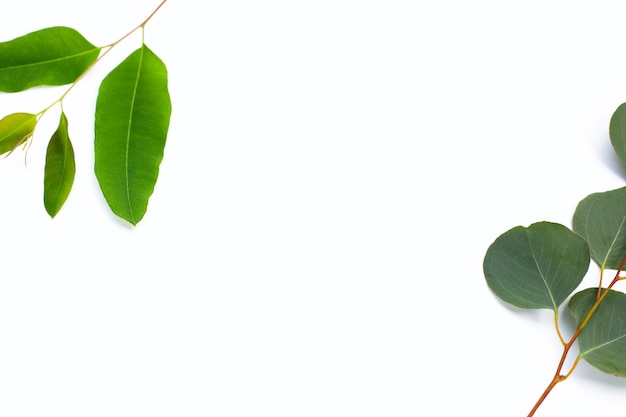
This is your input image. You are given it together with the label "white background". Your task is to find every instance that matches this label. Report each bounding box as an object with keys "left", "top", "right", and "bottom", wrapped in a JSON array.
[{"left": 1, "top": 1, "right": 626, "bottom": 416}]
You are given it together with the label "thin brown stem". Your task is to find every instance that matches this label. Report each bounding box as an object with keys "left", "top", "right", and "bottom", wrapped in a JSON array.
[
  {"left": 597, "top": 266, "right": 605, "bottom": 298},
  {"left": 527, "top": 254, "right": 626, "bottom": 417},
  {"left": 139, "top": 0, "right": 169, "bottom": 28},
  {"left": 37, "top": 0, "right": 169, "bottom": 118}
]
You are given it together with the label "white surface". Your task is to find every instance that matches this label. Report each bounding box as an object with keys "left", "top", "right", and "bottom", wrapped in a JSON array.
[{"left": 1, "top": 1, "right": 626, "bottom": 416}]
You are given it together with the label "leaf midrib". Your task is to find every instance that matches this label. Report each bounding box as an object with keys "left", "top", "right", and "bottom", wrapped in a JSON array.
[
  {"left": 580, "top": 305, "right": 626, "bottom": 357},
  {"left": 527, "top": 233, "right": 558, "bottom": 311},
  {"left": 124, "top": 46, "right": 145, "bottom": 225},
  {"left": 50, "top": 115, "right": 69, "bottom": 208},
  {"left": 0, "top": 48, "right": 100, "bottom": 73},
  {"left": 1, "top": 118, "right": 31, "bottom": 143},
  {"left": 601, "top": 212, "right": 626, "bottom": 269}
]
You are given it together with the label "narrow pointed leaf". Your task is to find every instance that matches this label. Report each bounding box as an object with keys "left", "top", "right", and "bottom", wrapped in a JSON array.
[
  {"left": 573, "top": 187, "right": 626, "bottom": 269},
  {"left": 483, "top": 221, "right": 590, "bottom": 311},
  {"left": 569, "top": 288, "right": 626, "bottom": 377},
  {"left": 0, "top": 112, "right": 37, "bottom": 156},
  {"left": 610, "top": 103, "right": 626, "bottom": 167},
  {"left": 94, "top": 44, "right": 171, "bottom": 225},
  {"left": 0, "top": 26, "right": 101, "bottom": 92},
  {"left": 44, "top": 112, "right": 75, "bottom": 218}
]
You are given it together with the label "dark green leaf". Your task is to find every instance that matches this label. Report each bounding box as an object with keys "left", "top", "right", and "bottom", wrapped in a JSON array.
[
  {"left": 44, "top": 112, "right": 75, "bottom": 218},
  {"left": 610, "top": 103, "right": 626, "bottom": 167},
  {"left": 94, "top": 44, "right": 171, "bottom": 225},
  {"left": 483, "top": 222, "right": 590, "bottom": 311},
  {"left": 0, "top": 26, "right": 101, "bottom": 92},
  {"left": 573, "top": 187, "right": 626, "bottom": 269},
  {"left": 0, "top": 112, "right": 37, "bottom": 156},
  {"left": 569, "top": 288, "right": 626, "bottom": 377}
]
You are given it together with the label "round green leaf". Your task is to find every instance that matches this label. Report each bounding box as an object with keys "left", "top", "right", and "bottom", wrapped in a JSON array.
[
  {"left": 0, "top": 112, "right": 36, "bottom": 156},
  {"left": 483, "top": 222, "right": 590, "bottom": 311},
  {"left": 0, "top": 27, "right": 101, "bottom": 92},
  {"left": 94, "top": 44, "right": 171, "bottom": 226},
  {"left": 569, "top": 288, "right": 626, "bottom": 377},
  {"left": 573, "top": 187, "right": 626, "bottom": 270}
]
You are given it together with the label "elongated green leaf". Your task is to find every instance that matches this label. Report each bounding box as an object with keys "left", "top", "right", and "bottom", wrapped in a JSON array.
[
  {"left": 483, "top": 222, "right": 590, "bottom": 311},
  {"left": 44, "top": 112, "right": 75, "bottom": 218},
  {"left": 0, "top": 26, "right": 101, "bottom": 92},
  {"left": 569, "top": 288, "right": 626, "bottom": 377},
  {"left": 94, "top": 44, "right": 171, "bottom": 225},
  {"left": 0, "top": 112, "right": 36, "bottom": 155},
  {"left": 610, "top": 103, "right": 626, "bottom": 167},
  {"left": 573, "top": 187, "right": 626, "bottom": 269}
]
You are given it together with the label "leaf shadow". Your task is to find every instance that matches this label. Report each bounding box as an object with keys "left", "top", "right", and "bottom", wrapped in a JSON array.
[
  {"left": 574, "top": 361, "right": 626, "bottom": 387},
  {"left": 488, "top": 291, "right": 551, "bottom": 323},
  {"left": 599, "top": 135, "right": 626, "bottom": 180}
]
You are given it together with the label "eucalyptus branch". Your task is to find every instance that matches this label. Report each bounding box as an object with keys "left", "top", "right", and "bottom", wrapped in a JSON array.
[
  {"left": 0, "top": 0, "right": 172, "bottom": 224},
  {"left": 484, "top": 131, "right": 626, "bottom": 415},
  {"left": 527, "top": 255, "right": 626, "bottom": 417}
]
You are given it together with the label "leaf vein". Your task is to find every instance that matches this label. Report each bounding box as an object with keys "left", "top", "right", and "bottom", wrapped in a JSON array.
[{"left": 0, "top": 48, "right": 100, "bottom": 73}]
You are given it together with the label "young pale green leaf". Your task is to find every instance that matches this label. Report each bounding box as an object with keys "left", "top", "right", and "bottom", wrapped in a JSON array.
[
  {"left": 94, "top": 44, "right": 171, "bottom": 226},
  {"left": 573, "top": 187, "right": 626, "bottom": 270},
  {"left": 483, "top": 222, "right": 590, "bottom": 311},
  {"left": 610, "top": 103, "right": 626, "bottom": 167},
  {"left": 569, "top": 288, "right": 626, "bottom": 377},
  {"left": 0, "top": 26, "right": 101, "bottom": 92},
  {"left": 44, "top": 112, "right": 75, "bottom": 218},
  {"left": 0, "top": 112, "right": 37, "bottom": 156}
]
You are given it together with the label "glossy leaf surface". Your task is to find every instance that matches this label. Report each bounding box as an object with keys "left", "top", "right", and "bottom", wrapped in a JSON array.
[
  {"left": 44, "top": 112, "right": 75, "bottom": 218},
  {"left": 569, "top": 288, "right": 626, "bottom": 377},
  {"left": 573, "top": 187, "right": 626, "bottom": 269},
  {"left": 0, "top": 112, "right": 36, "bottom": 156},
  {"left": 94, "top": 44, "right": 171, "bottom": 225},
  {"left": 483, "top": 222, "right": 590, "bottom": 311},
  {"left": 610, "top": 103, "right": 626, "bottom": 167},
  {"left": 0, "top": 27, "right": 101, "bottom": 92}
]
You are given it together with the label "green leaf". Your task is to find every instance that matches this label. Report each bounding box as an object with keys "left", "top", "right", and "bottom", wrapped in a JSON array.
[
  {"left": 569, "top": 288, "right": 626, "bottom": 377},
  {"left": 483, "top": 221, "right": 590, "bottom": 311},
  {"left": 573, "top": 187, "right": 626, "bottom": 269},
  {"left": 44, "top": 112, "right": 75, "bottom": 218},
  {"left": 0, "top": 112, "right": 37, "bottom": 156},
  {"left": 94, "top": 44, "right": 171, "bottom": 226},
  {"left": 0, "top": 26, "right": 101, "bottom": 92},
  {"left": 610, "top": 103, "right": 626, "bottom": 167}
]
